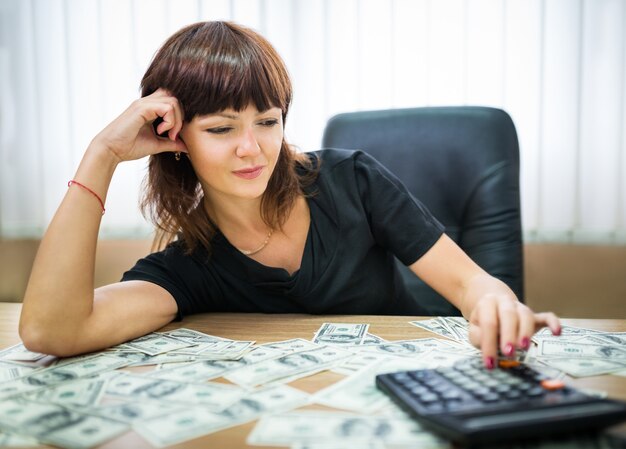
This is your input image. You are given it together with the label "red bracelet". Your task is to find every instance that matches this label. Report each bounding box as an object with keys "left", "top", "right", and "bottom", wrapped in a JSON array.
[{"left": 68, "top": 180, "right": 106, "bottom": 215}]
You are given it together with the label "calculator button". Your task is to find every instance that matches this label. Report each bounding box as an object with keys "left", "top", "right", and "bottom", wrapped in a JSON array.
[
  {"left": 495, "top": 384, "right": 511, "bottom": 394},
  {"left": 541, "top": 379, "right": 565, "bottom": 391},
  {"left": 482, "top": 393, "right": 501, "bottom": 402},
  {"left": 527, "top": 386, "right": 545, "bottom": 397},
  {"left": 498, "top": 360, "right": 521, "bottom": 368},
  {"left": 504, "top": 390, "right": 523, "bottom": 400},
  {"left": 441, "top": 390, "right": 462, "bottom": 401},
  {"left": 419, "top": 393, "right": 439, "bottom": 403},
  {"left": 409, "top": 386, "right": 431, "bottom": 396}
]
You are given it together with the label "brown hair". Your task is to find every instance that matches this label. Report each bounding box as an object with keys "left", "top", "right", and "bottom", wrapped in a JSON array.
[{"left": 140, "top": 21, "right": 316, "bottom": 254}]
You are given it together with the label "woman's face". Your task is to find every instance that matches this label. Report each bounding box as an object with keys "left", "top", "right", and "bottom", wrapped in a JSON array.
[{"left": 180, "top": 104, "right": 283, "bottom": 205}]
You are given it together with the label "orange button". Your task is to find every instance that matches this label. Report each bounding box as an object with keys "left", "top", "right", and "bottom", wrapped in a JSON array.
[
  {"left": 498, "top": 360, "right": 520, "bottom": 368},
  {"left": 541, "top": 379, "right": 565, "bottom": 390}
]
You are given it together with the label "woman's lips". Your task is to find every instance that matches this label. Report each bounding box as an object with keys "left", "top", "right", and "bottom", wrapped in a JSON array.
[{"left": 233, "top": 166, "right": 264, "bottom": 179}]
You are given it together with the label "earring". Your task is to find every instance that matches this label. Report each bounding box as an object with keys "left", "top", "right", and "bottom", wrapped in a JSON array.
[{"left": 174, "top": 152, "right": 181, "bottom": 161}]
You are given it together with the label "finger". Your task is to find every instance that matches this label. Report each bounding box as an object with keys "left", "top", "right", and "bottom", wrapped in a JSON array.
[
  {"left": 153, "top": 137, "right": 188, "bottom": 155},
  {"left": 535, "top": 312, "right": 561, "bottom": 336},
  {"left": 475, "top": 299, "right": 498, "bottom": 369},
  {"left": 468, "top": 322, "right": 482, "bottom": 349},
  {"left": 145, "top": 90, "right": 183, "bottom": 141},
  {"left": 516, "top": 304, "right": 536, "bottom": 350},
  {"left": 149, "top": 102, "right": 176, "bottom": 137},
  {"left": 169, "top": 98, "right": 185, "bottom": 142},
  {"left": 497, "top": 300, "right": 519, "bottom": 358}
]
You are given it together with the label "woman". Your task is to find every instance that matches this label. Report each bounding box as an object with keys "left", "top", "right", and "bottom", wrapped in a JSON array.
[{"left": 19, "top": 21, "right": 560, "bottom": 366}]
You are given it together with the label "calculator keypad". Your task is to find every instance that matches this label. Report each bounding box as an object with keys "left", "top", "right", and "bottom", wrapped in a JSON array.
[{"left": 387, "top": 358, "right": 566, "bottom": 412}]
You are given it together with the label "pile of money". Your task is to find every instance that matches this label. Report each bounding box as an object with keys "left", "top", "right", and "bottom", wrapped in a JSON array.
[
  {"left": 525, "top": 325, "right": 626, "bottom": 378},
  {"left": 0, "top": 320, "right": 623, "bottom": 448}
]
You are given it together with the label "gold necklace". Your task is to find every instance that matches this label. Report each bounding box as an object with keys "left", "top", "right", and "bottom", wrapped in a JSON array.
[{"left": 237, "top": 228, "right": 273, "bottom": 256}]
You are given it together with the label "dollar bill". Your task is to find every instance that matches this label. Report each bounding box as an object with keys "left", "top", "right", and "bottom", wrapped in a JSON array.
[
  {"left": 105, "top": 373, "right": 244, "bottom": 411},
  {"left": 292, "top": 443, "right": 385, "bottom": 449},
  {"left": 0, "top": 362, "right": 34, "bottom": 383},
  {"left": 540, "top": 357, "right": 626, "bottom": 378},
  {"left": 134, "top": 385, "right": 310, "bottom": 448},
  {"left": 408, "top": 318, "right": 459, "bottom": 341},
  {"left": 247, "top": 411, "right": 446, "bottom": 447},
  {"left": 0, "top": 398, "right": 128, "bottom": 449},
  {"left": 160, "top": 328, "right": 228, "bottom": 343},
  {"left": 332, "top": 352, "right": 391, "bottom": 375},
  {"left": 533, "top": 325, "right": 601, "bottom": 340},
  {"left": 0, "top": 429, "right": 40, "bottom": 447},
  {"left": 128, "top": 352, "right": 197, "bottom": 367},
  {"left": 313, "top": 323, "right": 369, "bottom": 346},
  {"left": 224, "top": 345, "right": 352, "bottom": 387},
  {"left": 420, "top": 350, "right": 474, "bottom": 368},
  {"left": 572, "top": 333, "right": 626, "bottom": 347},
  {"left": 361, "top": 333, "right": 387, "bottom": 346},
  {"left": 27, "top": 377, "right": 108, "bottom": 408},
  {"left": 314, "top": 357, "right": 429, "bottom": 413},
  {"left": 116, "top": 333, "right": 194, "bottom": 356},
  {"left": 359, "top": 338, "right": 453, "bottom": 357},
  {"left": 538, "top": 340, "right": 626, "bottom": 361},
  {"left": 149, "top": 346, "right": 283, "bottom": 383},
  {"left": 84, "top": 399, "right": 187, "bottom": 424},
  {"left": 0, "top": 343, "right": 48, "bottom": 362},
  {"left": 259, "top": 338, "right": 321, "bottom": 352}
]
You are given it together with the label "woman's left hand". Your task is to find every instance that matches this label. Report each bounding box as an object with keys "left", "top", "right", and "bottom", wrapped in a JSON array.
[{"left": 467, "top": 290, "right": 561, "bottom": 369}]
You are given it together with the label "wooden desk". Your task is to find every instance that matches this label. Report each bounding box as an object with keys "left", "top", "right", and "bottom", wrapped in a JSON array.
[{"left": 0, "top": 302, "right": 624, "bottom": 448}]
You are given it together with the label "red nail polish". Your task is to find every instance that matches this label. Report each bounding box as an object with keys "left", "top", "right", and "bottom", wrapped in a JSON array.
[
  {"left": 521, "top": 337, "right": 530, "bottom": 349},
  {"left": 485, "top": 357, "right": 495, "bottom": 370},
  {"left": 505, "top": 343, "right": 514, "bottom": 356},
  {"left": 554, "top": 327, "right": 562, "bottom": 336}
]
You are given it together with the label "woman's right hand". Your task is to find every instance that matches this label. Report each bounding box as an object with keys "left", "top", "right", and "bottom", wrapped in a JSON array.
[{"left": 91, "top": 88, "right": 188, "bottom": 163}]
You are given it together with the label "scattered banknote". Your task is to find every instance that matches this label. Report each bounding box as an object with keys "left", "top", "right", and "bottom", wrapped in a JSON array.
[
  {"left": 0, "top": 343, "right": 48, "bottom": 362},
  {"left": 361, "top": 333, "right": 387, "bottom": 345},
  {"left": 150, "top": 346, "right": 284, "bottom": 383},
  {"left": 25, "top": 375, "right": 109, "bottom": 408},
  {"left": 313, "top": 323, "right": 370, "bottom": 346},
  {"left": 83, "top": 399, "right": 187, "bottom": 424},
  {"left": 360, "top": 338, "right": 461, "bottom": 358},
  {"left": 332, "top": 352, "right": 391, "bottom": 375},
  {"left": 114, "top": 332, "right": 195, "bottom": 355},
  {"left": 259, "top": 338, "right": 321, "bottom": 352},
  {"left": 0, "top": 398, "right": 128, "bottom": 449},
  {"left": 135, "top": 385, "right": 310, "bottom": 448},
  {"left": 540, "top": 357, "right": 626, "bottom": 378},
  {"left": 524, "top": 325, "right": 626, "bottom": 377},
  {"left": 0, "top": 362, "right": 35, "bottom": 383},
  {"left": 0, "top": 429, "right": 40, "bottom": 447},
  {"left": 538, "top": 339, "right": 626, "bottom": 361},
  {"left": 291, "top": 443, "right": 385, "bottom": 449},
  {"left": 225, "top": 345, "right": 353, "bottom": 387},
  {"left": 314, "top": 357, "right": 429, "bottom": 413},
  {"left": 106, "top": 373, "right": 244, "bottom": 411},
  {"left": 409, "top": 317, "right": 469, "bottom": 343},
  {"left": 247, "top": 410, "right": 447, "bottom": 447}
]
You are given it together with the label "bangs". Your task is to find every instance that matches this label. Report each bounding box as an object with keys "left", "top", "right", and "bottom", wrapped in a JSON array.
[{"left": 141, "top": 22, "right": 292, "bottom": 122}]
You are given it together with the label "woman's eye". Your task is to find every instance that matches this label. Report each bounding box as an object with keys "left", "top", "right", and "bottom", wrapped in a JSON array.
[
  {"left": 206, "top": 127, "right": 231, "bottom": 134},
  {"left": 259, "top": 119, "right": 279, "bottom": 127}
]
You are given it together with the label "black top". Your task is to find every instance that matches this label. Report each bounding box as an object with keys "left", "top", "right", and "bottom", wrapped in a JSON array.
[{"left": 121, "top": 149, "right": 445, "bottom": 320}]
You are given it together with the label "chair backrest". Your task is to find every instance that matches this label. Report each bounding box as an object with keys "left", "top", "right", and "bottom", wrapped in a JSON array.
[{"left": 321, "top": 106, "right": 524, "bottom": 316}]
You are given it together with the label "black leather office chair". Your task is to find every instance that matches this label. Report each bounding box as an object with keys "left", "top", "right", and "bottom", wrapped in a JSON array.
[{"left": 321, "top": 106, "right": 524, "bottom": 316}]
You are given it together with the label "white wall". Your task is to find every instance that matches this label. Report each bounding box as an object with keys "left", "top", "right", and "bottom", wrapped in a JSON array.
[{"left": 0, "top": 0, "right": 625, "bottom": 243}]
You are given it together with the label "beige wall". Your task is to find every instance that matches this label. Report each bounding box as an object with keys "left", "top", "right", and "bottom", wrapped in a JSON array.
[{"left": 2, "top": 239, "right": 624, "bottom": 318}]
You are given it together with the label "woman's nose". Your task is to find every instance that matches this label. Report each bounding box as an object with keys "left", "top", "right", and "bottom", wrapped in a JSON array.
[{"left": 236, "top": 128, "right": 261, "bottom": 157}]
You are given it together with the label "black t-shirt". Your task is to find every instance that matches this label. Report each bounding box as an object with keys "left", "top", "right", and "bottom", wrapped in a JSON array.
[{"left": 121, "top": 149, "right": 445, "bottom": 319}]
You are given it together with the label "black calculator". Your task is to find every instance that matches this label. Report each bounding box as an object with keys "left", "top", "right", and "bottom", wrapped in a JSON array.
[{"left": 376, "top": 358, "right": 626, "bottom": 445}]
